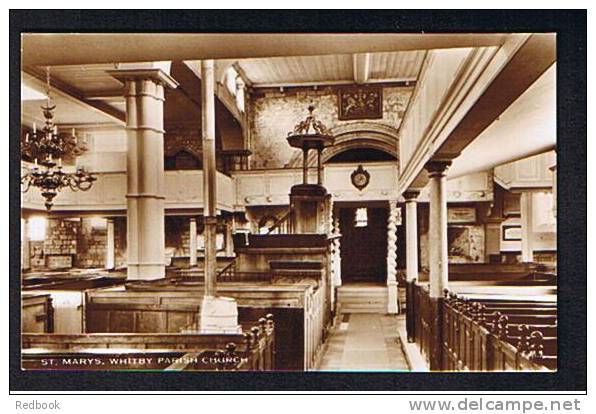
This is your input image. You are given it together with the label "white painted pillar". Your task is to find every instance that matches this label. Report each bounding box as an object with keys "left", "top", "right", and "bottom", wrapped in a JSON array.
[
  {"left": 189, "top": 217, "right": 197, "bottom": 267},
  {"left": 109, "top": 68, "right": 178, "bottom": 280},
  {"left": 520, "top": 192, "right": 534, "bottom": 263},
  {"left": 426, "top": 161, "right": 451, "bottom": 298},
  {"left": 105, "top": 218, "right": 115, "bottom": 270},
  {"left": 225, "top": 218, "right": 235, "bottom": 257},
  {"left": 404, "top": 191, "right": 420, "bottom": 282},
  {"left": 201, "top": 59, "right": 218, "bottom": 297},
  {"left": 22, "top": 218, "right": 31, "bottom": 271},
  {"left": 387, "top": 199, "right": 400, "bottom": 314}
]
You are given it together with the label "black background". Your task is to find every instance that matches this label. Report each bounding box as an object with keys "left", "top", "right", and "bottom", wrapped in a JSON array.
[{"left": 9, "top": 9, "right": 587, "bottom": 392}]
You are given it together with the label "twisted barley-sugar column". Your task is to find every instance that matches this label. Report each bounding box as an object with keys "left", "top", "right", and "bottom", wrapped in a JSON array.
[
  {"left": 332, "top": 213, "right": 342, "bottom": 287},
  {"left": 386, "top": 199, "right": 400, "bottom": 314}
]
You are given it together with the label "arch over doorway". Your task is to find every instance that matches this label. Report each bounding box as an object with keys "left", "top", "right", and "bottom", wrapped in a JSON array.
[{"left": 286, "top": 122, "right": 400, "bottom": 167}]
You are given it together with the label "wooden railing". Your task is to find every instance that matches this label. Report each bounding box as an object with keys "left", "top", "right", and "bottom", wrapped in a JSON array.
[
  {"left": 410, "top": 282, "right": 556, "bottom": 371},
  {"left": 267, "top": 208, "right": 294, "bottom": 234},
  {"left": 167, "top": 260, "right": 273, "bottom": 284}
]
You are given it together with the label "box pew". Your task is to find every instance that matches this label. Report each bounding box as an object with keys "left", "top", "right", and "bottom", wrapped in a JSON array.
[
  {"left": 411, "top": 282, "right": 557, "bottom": 371},
  {"left": 84, "top": 281, "right": 325, "bottom": 371},
  {"left": 21, "top": 314, "right": 274, "bottom": 371},
  {"left": 441, "top": 291, "right": 557, "bottom": 372},
  {"left": 22, "top": 294, "right": 53, "bottom": 333},
  {"left": 448, "top": 263, "right": 556, "bottom": 283},
  {"left": 22, "top": 276, "right": 127, "bottom": 334}
]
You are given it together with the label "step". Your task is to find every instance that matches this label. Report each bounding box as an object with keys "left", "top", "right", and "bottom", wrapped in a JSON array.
[
  {"left": 338, "top": 302, "right": 387, "bottom": 308},
  {"left": 338, "top": 293, "right": 388, "bottom": 299},
  {"left": 338, "top": 286, "right": 387, "bottom": 292}
]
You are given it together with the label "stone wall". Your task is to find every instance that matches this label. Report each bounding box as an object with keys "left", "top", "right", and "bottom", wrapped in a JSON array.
[
  {"left": 42, "top": 219, "right": 78, "bottom": 269},
  {"left": 43, "top": 219, "right": 78, "bottom": 256},
  {"left": 249, "top": 86, "right": 412, "bottom": 169},
  {"left": 76, "top": 219, "right": 107, "bottom": 268}
]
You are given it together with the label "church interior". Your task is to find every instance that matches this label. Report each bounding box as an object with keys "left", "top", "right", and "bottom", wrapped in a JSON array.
[{"left": 19, "top": 33, "right": 557, "bottom": 372}]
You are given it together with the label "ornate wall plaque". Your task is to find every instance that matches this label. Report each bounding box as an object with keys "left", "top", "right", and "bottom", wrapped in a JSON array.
[
  {"left": 447, "top": 206, "right": 477, "bottom": 223},
  {"left": 338, "top": 86, "right": 383, "bottom": 120},
  {"left": 351, "top": 165, "right": 370, "bottom": 191}
]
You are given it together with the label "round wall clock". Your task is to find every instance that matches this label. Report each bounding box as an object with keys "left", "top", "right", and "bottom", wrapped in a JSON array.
[{"left": 351, "top": 165, "right": 370, "bottom": 191}]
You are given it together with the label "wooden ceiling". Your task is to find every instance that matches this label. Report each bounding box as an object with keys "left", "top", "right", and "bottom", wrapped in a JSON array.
[
  {"left": 235, "top": 50, "right": 426, "bottom": 87},
  {"left": 21, "top": 49, "right": 427, "bottom": 129}
]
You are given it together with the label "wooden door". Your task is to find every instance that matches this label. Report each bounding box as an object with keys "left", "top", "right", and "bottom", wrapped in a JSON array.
[{"left": 339, "top": 207, "right": 388, "bottom": 283}]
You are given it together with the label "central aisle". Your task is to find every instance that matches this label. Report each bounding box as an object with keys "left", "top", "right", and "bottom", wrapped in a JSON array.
[{"left": 317, "top": 314, "right": 410, "bottom": 371}]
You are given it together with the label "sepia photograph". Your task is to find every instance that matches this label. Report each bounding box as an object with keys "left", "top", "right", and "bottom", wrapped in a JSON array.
[{"left": 8, "top": 9, "right": 586, "bottom": 394}]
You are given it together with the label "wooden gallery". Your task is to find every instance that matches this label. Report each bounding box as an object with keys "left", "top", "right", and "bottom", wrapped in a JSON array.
[{"left": 20, "top": 33, "right": 557, "bottom": 372}]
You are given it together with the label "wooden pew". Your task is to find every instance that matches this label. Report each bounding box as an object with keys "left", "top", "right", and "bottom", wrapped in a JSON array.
[
  {"left": 22, "top": 275, "right": 127, "bottom": 334},
  {"left": 22, "top": 294, "right": 53, "bottom": 333},
  {"left": 448, "top": 263, "right": 556, "bottom": 283},
  {"left": 22, "top": 314, "right": 275, "bottom": 371},
  {"left": 441, "top": 291, "right": 557, "bottom": 372},
  {"left": 410, "top": 282, "right": 557, "bottom": 372},
  {"left": 83, "top": 281, "right": 325, "bottom": 371}
]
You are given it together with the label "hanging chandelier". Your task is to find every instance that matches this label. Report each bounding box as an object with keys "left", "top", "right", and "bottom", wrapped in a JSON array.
[{"left": 21, "top": 67, "right": 96, "bottom": 211}]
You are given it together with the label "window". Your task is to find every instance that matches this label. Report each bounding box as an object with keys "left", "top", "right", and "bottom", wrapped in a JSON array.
[
  {"left": 355, "top": 208, "right": 368, "bottom": 227},
  {"left": 89, "top": 217, "right": 107, "bottom": 229},
  {"left": 28, "top": 216, "right": 47, "bottom": 241}
]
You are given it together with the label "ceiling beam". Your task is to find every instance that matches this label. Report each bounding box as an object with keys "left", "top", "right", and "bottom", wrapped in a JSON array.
[
  {"left": 83, "top": 91, "right": 125, "bottom": 101},
  {"left": 23, "top": 67, "right": 126, "bottom": 125},
  {"left": 232, "top": 62, "right": 253, "bottom": 87},
  {"left": 250, "top": 77, "right": 417, "bottom": 89},
  {"left": 22, "top": 33, "right": 509, "bottom": 67},
  {"left": 353, "top": 53, "right": 371, "bottom": 84}
]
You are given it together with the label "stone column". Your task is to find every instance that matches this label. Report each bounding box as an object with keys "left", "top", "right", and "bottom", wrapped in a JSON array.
[
  {"left": 520, "top": 192, "right": 534, "bottom": 263},
  {"left": 426, "top": 161, "right": 451, "bottom": 298},
  {"left": 425, "top": 160, "right": 450, "bottom": 371},
  {"left": 202, "top": 59, "right": 218, "bottom": 297},
  {"left": 403, "top": 190, "right": 419, "bottom": 341},
  {"left": 387, "top": 199, "right": 400, "bottom": 314},
  {"left": 22, "top": 218, "right": 31, "bottom": 271},
  {"left": 105, "top": 218, "right": 115, "bottom": 270},
  {"left": 109, "top": 68, "right": 178, "bottom": 280},
  {"left": 189, "top": 217, "right": 197, "bottom": 267}
]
